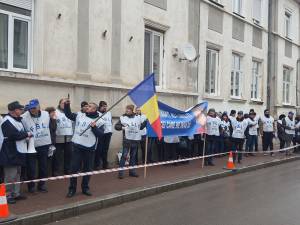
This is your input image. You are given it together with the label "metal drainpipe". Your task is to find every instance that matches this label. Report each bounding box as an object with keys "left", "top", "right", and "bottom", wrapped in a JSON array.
[
  {"left": 297, "top": 59, "right": 300, "bottom": 115},
  {"left": 267, "top": 0, "right": 273, "bottom": 112}
]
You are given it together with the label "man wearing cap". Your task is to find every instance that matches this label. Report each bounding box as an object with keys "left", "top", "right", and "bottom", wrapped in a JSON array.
[
  {"left": 0, "top": 101, "right": 32, "bottom": 204},
  {"left": 22, "top": 99, "right": 53, "bottom": 193},
  {"left": 282, "top": 111, "right": 296, "bottom": 155},
  {"left": 259, "top": 109, "right": 275, "bottom": 156}
]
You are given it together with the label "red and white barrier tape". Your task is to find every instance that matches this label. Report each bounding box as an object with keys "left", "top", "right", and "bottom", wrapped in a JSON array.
[{"left": 4, "top": 144, "right": 300, "bottom": 186}]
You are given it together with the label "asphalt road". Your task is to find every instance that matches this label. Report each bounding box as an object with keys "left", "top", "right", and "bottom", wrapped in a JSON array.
[{"left": 49, "top": 160, "right": 300, "bottom": 225}]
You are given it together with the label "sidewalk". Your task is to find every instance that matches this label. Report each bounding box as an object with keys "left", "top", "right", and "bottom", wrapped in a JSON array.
[{"left": 8, "top": 152, "right": 298, "bottom": 216}]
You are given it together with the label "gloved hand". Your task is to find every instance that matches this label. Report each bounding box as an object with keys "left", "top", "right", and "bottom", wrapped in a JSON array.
[{"left": 48, "top": 145, "right": 56, "bottom": 157}]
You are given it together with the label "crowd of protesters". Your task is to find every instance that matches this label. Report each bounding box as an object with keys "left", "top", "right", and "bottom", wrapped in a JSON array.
[{"left": 0, "top": 99, "right": 300, "bottom": 204}]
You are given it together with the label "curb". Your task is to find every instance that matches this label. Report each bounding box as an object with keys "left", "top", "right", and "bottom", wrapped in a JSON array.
[{"left": 3, "top": 156, "right": 300, "bottom": 225}]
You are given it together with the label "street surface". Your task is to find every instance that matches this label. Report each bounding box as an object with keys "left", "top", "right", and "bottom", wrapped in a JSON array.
[{"left": 49, "top": 160, "right": 300, "bottom": 225}]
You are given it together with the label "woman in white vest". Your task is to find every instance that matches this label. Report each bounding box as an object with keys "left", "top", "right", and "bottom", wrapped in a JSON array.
[
  {"left": 246, "top": 112, "right": 259, "bottom": 156},
  {"left": 64, "top": 100, "right": 104, "bottom": 198},
  {"left": 136, "top": 107, "right": 148, "bottom": 164},
  {"left": 22, "top": 99, "right": 53, "bottom": 193},
  {"left": 54, "top": 98, "right": 74, "bottom": 175},
  {"left": 95, "top": 101, "right": 113, "bottom": 170},
  {"left": 231, "top": 111, "right": 255, "bottom": 163},
  {"left": 220, "top": 113, "right": 231, "bottom": 154},
  {"left": 282, "top": 111, "right": 296, "bottom": 155},
  {"left": 205, "top": 108, "right": 222, "bottom": 166},
  {"left": 115, "top": 105, "right": 147, "bottom": 179},
  {"left": 259, "top": 109, "right": 275, "bottom": 156},
  {"left": 0, "top": 101, "right": 32, "bottom": 204}
]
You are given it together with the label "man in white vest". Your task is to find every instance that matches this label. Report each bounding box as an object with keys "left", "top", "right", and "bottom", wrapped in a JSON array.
[
  {"left": 64, "top": 100, "right": 104, "bottom": 198},
  {"left": 115, "top": 105, "right": 147, "bottom": 179},
  {"left": 0, "top": 101, "right": 32, "bottom": 204},
  {"left": 282, "top": 111, "right": 296, "bottom": 155},
  {"left": 22, "top": 99, "right": 53, "bottom": 193},
  {"left": 94, "top": 101, "right": 113, "bottom": 170},
  {"left": 54, "top": 98, "right": 74, "bottom": 175},
  {"left": 259, "top": 109, "right": 275, "bottom": 156}
]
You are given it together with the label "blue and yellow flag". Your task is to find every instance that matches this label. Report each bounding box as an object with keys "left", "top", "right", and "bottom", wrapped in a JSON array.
[{"left": 128, "top": 73, "right": 162, "bottom": 140}]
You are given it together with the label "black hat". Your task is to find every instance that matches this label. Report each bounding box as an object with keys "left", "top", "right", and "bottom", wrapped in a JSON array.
[
  {"left": 8, "top": 101, "right": 24, "bottom": 111},
  {"left": 81, "top": 101, "right": 88, "bottom": 108},
  {"left": 237, "top": 111, "right": 244, "bottom": 115}
]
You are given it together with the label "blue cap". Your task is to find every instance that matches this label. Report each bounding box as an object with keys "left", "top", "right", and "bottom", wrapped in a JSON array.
[
  {"left": 288, "top": 111, "right": 294, "bottom": 115},
  {"left": 28, "top": 99, "right": 40, "bottom": 109}
]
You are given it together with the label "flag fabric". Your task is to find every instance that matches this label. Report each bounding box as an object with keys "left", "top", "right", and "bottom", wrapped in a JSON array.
[
  {"left": 146, "top": 101, "right": 208, "bottom": 137},
  {"left": 128, "top": 73, "right": 162, "bottom": 140}
]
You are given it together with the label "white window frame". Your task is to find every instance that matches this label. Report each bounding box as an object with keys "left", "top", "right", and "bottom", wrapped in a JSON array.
[
  {"left": 283, "top": 67, "right": 291, "bottom": 104},
  {"left": 284, "top": 10, "right": 292, "bottom": 39},
  {"left": 231, "top": 54, "right": 243, "bottom": 98},
  {"left": 233, "top": 0, "right": 243, "bottom": 16},
  {"left": 251, "top": 60, "right": 262, "bottom": 100},
  {"left": 205, "top": 48, "right": 219, "bottom": 95},
  {"left": 252, "top": 0, "right": 262, "bottom": 25},
  {"left": 144, "top": 28, "right": 164, "bottom": 87},
  {"left": 0, "top": 9, "right": 32, "bottom": 73}
]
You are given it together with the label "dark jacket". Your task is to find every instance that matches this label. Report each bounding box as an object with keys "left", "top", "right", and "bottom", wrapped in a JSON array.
[
  {"left": 64, "top": 103, "right": 104, "bottom": 150},
  {"left": 49, "top": 118, "right": 57, "bottom": 145},
  {"left": 0, "top": 115, "right": 28, "bottom": 166}
]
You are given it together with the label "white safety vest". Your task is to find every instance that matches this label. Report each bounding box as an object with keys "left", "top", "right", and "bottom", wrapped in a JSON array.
[
  {"left": 284, "top": 117, "right": 295, "bottom": 135},
  {"left": 232, "top": 119, "right": 248, "bottom": 139},
  {"left": 247, "top": 118, "right": 258, "bottom": 136},
  {"left": 261, "top": 116, "right": 274, "bottom": 132},
  {"left": 164, "top": 135, "right": 180, "bottom": 143},
  {"left": 229, "top": 116, "right": 236, "bottom": 123},
  {"left": 56, "top": 110, "right": 73, "bottom": 136},
  {"left": 220, "top": 120, "right": 231, "bottom": 137},
  {"left": 139, "top": 114, "right": 147, "bottom": 136},
  {"left": 3, "top": 116, "right": 28, "bottom": 153},
  {"left": 0, "top": 116, "right": 4, "bottom": 151},
  {"left": 99, "top": 111, "right": 113, "bottom": 134},
  {"left": 254, "top": 115, "right": 260, "bottom": 129},
  {"left": 72, "top": 113, "right": 104, "bottom": 148},
  {"left": 206, "top": 116, "right": 221, "bottom": 136},
  {"left": 22, "top": 111, "right": 52, "bottom": 147},
  {"left": 120, "top": 115, "right": 143, "bottom": 141}
]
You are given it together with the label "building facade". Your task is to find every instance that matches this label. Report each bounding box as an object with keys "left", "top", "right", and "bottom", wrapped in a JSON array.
[{"left": 0, "top": 0, "right": 300, "bottom": 160}]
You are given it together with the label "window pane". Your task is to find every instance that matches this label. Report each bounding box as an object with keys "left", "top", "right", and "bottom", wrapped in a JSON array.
[
  {"left": 211, "top": 52, "right": 216, "bottom": 93},
  {"left": 153, "top": 34, "right": 160, "bottom": 86},
  {"left": 144, "top": 31, "right": 151, "bottom": 79},
  {"left": 13, "top": 19, "right": 28, "bottom": 69},
  {"left": 286, "top": 83, "right": 290, "bottom": 103},
  {"left": 205, "top": 50, "right": 210, "bottom": 93},
  {"left": 0, "top": 13, "right": 8, "bottom": 69},
  {"left": 231, "top": 71, "right": 234, "bottom": 96}
]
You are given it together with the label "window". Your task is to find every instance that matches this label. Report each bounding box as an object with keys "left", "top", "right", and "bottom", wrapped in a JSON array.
[
  {"left": 283, "top": 67, "right": 291, "bottom": 104},
  {"left": 233, "top": 0, "right": 243, "bottom": 15},
  {"left": 285, "top": 10, "right": 291, "bottom": 39},
  {"left": 205, "top": 48, "right": 219, "bottom": 95},
  {"left": 251, "top": 61, "right": 261, "bottom": 100},
  {"left": 253, "top": 0, "right": 262, "bottom": 24},
  {"left": 231, "top": 54, "right": 242, "bottom": 97},
  {"left": 0, "top": 9, "right": 31, "bottom": 72},
  {"left": 144, "top": 28, "right": 164, "bottom": 86}
]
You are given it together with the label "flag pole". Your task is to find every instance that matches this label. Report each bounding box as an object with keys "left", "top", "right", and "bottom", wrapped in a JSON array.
[
  {"left": 202, "top": 134, "right": 206, "bottom": 168},
  {"left": 143, "top": 136, "right": 149, "bottom": 178},
  {"left": 79, "top": 93, "right": 129, "bottom": 136}
]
